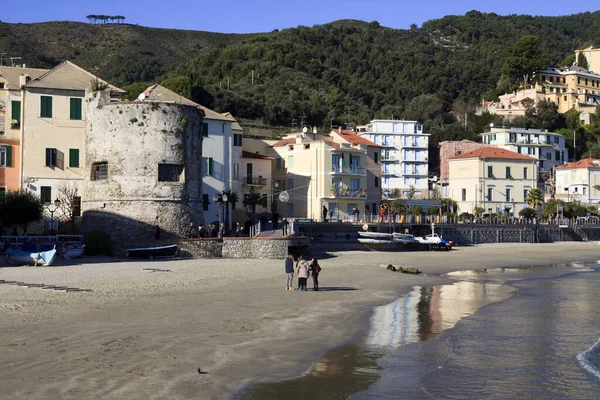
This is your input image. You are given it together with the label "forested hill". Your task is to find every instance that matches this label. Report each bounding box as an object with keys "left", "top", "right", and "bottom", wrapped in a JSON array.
[
  {"left": 167, "top": 12, "right": 600, "bottom": 129},
  {"left": 0, "top": 21, "right": 255, "bottom": 86}
]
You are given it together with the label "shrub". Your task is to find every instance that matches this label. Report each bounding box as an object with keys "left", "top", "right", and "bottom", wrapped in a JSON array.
[
  {"left": 83, "top": 230, "right": 113, "bottom": 256},
  {"left": 519, "top": 207, "right": 536, "bottom": 218}
]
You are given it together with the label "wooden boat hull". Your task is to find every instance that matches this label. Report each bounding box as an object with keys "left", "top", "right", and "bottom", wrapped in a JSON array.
[{"left": 125, "top": 244, "right": 178, "bottom": 259}]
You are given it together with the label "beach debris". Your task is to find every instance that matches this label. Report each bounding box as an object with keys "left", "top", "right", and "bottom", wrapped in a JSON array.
[
  {"left": 143, "top": 268, "right": 172, "bottom": 273},
  {"left": 385, "top": 264, "right": 420, "bottom": 275}
]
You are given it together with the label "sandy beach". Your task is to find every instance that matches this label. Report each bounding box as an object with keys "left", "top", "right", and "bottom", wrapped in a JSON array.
[{"left": 1, "top": 242, "right": 600, "bottom": 400}]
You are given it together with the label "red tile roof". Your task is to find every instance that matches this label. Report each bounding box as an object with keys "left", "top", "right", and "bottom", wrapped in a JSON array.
[
  {"left": 333, "top": 129, "right": 380, "bottom": 147},
  {"left": 449, "top": 147, "right": 537, "bottom": 161},
  {"left": 555, "top": 158, "right": 600, "bottom": 169},
  {"left": 272, "top": 138, "right": 296, "bottom": 147},
  {"left": 242, "top": 151, "right": 275, "bottom": 160}
]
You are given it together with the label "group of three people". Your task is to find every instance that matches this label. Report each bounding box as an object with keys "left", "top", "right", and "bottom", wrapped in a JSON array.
[{"left": 285, "top": 254, "right": 321, "bottom": 291}]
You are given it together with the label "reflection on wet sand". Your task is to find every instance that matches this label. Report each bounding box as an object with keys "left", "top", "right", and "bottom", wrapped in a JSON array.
[{"left": 240, "top": 281, "right": 512, "bottom": 400}]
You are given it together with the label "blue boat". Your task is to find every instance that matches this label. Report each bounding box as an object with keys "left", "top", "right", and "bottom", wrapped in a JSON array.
[{"left": 7, "top": 248, "right": 58, "bottom": 266}]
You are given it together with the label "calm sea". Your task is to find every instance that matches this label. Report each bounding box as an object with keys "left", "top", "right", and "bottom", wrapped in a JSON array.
[{"left": 239, "top": 262, "right": 600, "bottom": 399}]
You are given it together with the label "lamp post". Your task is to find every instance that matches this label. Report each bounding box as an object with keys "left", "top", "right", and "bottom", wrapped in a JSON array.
[{"left": 45, "top": 198, "right": 61, "bottom": 236}]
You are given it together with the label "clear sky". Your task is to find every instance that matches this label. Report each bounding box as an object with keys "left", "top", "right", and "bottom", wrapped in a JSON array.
[{"left": 2, "top": 0, "right": 599, "bottom": 33}]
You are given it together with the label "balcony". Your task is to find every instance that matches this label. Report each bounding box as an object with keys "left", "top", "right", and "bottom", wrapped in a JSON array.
[
  {"left": 331, "top": 165, "right": 366, "bottom": 175},
  {"left": 327, "top": 187, "right": 367, "bottom": 199},
  {"left": 381, "top": 154, "right": 398, "bottom": 162},
  {"left": 382, "top": 170, "right": 398, "bottom": 177},
  {"left": 403, "top": 170, "right": 428, "bottom": 176},
  {"left": 403, "top": 141, "right": 427, "bottom": 148},
  {"left": 403, "top": 158, "right": 428, "bottom": 163},
  {"left": 244, "top": 177, "right": 268, "bottom": 186}
]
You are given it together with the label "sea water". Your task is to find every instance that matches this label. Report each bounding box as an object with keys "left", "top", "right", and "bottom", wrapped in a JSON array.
[{"left": 240, "top": 262, "right": 600, "bottom": 399}]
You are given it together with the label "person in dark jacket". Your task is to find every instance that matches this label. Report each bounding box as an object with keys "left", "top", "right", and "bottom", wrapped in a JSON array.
[
  {"left": 285, "top": 254, "right": 295, "bottom": 290},
  {"left": 309, "top": 257, "right": 322, "bottom": 291}
]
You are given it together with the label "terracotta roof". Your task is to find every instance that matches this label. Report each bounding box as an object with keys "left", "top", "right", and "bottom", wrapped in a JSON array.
[
  {"left": 449, "top": 147, "right": 537, "bottom": 161},
  {"left": 333, "top": 129, "right": 380, "bottom": 147},
  {"left": 25, "top": 60, "right": 125, "bottom": 93},
  {"left": 242, "top": 151, "right": 275, "bottom": 160},
  {"left": 555, "top": 158, "right": 600, "bottom": 169},
  {"left": 0, "top": 66, "right": 48, "bottom": 90},
  {"left": 141, "top": 84, "right": 235, "bottom": 122},
  {"left": 272, "top": 138, "right": 297, "bottom": 147}
]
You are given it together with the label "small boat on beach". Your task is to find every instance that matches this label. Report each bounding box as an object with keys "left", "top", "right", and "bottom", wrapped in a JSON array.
[
  {"left": 58, "top": 244, "right": 86, "bottom": 260},
  {"left": 7, "top": 248, "right": 58, "bottom": 266},
  {"left": 125, "top": 244, "right": 178, "bottom": 259},
  {"left": 358, "top": 231, "right": 393, "bottom": 243}
]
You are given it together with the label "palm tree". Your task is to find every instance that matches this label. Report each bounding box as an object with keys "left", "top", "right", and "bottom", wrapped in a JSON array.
[
  {"left": 221, "top": 190, "right": 239, "bottom": 228},
  {"left": 526, "top": 188, "right": 544, "bottom": 209}
]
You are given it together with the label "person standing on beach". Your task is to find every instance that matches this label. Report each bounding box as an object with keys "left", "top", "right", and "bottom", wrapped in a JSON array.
[
  {"left": 322, "top": 206, "right": 328, "bottom": 222},
  {"left": 285, "top": 254, "right": 294, "bottom": 290},
  {"left": 309, "top": 257, "right": 322, "bottom": 291},
  {"left": 296, "top": 255, "right": 310, "bottom": 291}
]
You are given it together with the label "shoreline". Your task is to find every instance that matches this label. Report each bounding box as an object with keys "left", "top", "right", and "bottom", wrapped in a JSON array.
[{"left": 1, "top": 243, "right": 599, "bottom": 399}]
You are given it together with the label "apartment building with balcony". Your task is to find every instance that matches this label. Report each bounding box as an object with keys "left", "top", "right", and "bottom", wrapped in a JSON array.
[
  {"left": 241, "top": 150, "right": 275, "bottom": 215},
  {"left": 357, "top": 120, "right": 430, "bottom": 198},
  {"left": 448, "top": 148, "right": 538, "bottom": 215},
  {"left": 554, "top": 158, "right": 600, "bottom": 205},
  {"left": 534, "top": 65, "right": 600, "bottom": 115},
  {"left": 481, "top": 128, "right": 566, "bottom": 172},
  {"left": 439, "top": 140, "right": 492, "bottom": 197},
  {"left": 270, "top": 131, "right": 369, "bottom": 220}
]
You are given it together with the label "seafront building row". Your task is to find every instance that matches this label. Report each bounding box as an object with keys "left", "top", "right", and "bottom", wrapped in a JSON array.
[{"left": 0, "top": 59, "right": 593, "bottom": 238}]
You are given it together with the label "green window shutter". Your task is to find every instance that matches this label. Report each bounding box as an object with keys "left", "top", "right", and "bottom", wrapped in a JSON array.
[
  {"left": 40, "top": 186, "right": 52, "bottom": 204},
  {"left": 11, "top": 101, "right": 21, "bottom": 125},
  {"left": 70, "top": 98, "right": 82, "bottom": 120},
  {"left": 203, "top": 123, "right": 209, "bottom": 137},
  {"left": 487, "top": 166, "right": 493, "bottom": 177},
  {"left": 41, "top": 96, "right": 53, "bottom": 118},
  {"left": 506, "top": 166, "right": 511, "bottom": 178},
  {"left": 69, "top": 149, "right": 79, "bottom": 168},
  {"left": 6, "top": 146, "right": 12, "bottom": 167}
]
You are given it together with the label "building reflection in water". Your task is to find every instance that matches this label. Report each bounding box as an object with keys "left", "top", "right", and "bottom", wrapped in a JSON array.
[{"left": 367, "top": 282, "right": 512, "bottom": 348}]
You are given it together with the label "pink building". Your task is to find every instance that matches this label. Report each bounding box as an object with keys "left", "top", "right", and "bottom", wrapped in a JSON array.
[{"left": 439, "top": 140, "right": 492, "bottom": 196}]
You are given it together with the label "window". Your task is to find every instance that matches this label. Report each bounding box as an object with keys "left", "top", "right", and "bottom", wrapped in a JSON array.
[
  {"left": 92, "top": 162, "right": 108, "bottom": 180},
  {"left": 461, "top": 188, "right": 466, "bottom": 201},
  {"left": 11, "top": 101, "right": 21, "bottom": 128},
  {"left": 555, "top": 150, "right": 560, "bottom": 160},
  {"left": 40, "top": 186, "right": 51, "bottom": 204},
  {"left": 287, "top": 203, "right": 294, "bottom": 217},
  {"left": 374, "top": 152, "right": 379, "bottom": 164},
  {"left": 276, "top": 158, "right": 282, "bottom": 170},
  {"left": 505, "top": 188, "right": 511, "bottom": 201},
  {"left": 374, "top": 176, "right": 379, "bottom": 188},
  {"left": 70, "top": 98, "right": 82, "bottom": 120},
  {"left": 351, "top": 179, "right": 360, "bottom": 191},
  {"left": 45, "top": 148, "right": 57, "bottom": 167},
  {"left": 69, "top": 149, "right": 79, "bottom": 168},
  {"left": 203, "top": 194, "right": 209, "bottom": 211},
  {"left": 487, "top": 187, "right": 493, "bottom": 201},
  {"left": 546, "top": 152, "right": 552, "bottom": 160},
  {"left": 506, "top": 166, "right": 511, "bottom": 179},
  {"left": 564, "top": 95, "right": 568, "bottom": 101},
  {"left": 158, "top": 163, "right": 184, "bottom": 182},
  {"left": 202, "top": 123, "right": 209, "bottom": 137},
  {"left": 0, "top": 146, "right": 12, "bottom": 167},
  {"left": 287, "top": 179, "right": 294, "bottom": 190},
  {"left": 523, "top": 167, "right": 528, "bottom": 179},
  {"left": 203, "top": 157, "right": 213, "bottom": 176},
  {"left": 488, "top": 166, "right": 493, "bottom": 178},
  {"left": 40, "top": 96, "right": 53, "bottom": 118},
  {"left": 233, "top": 163, "right": 240, "bottom": 180},
  {"left": 233, "top": 134, "right": 242, "bottom": 146},
  {"left": 288, "top": 155, "right": 294, "bottom": 168},
  {"left": 523, "top": 189, "right": 528, "bottom": 201}
]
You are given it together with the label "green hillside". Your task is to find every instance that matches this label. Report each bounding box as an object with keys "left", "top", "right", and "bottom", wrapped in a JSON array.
[{"left": 0, "top": 21, "right": 256, "bottom": 86}]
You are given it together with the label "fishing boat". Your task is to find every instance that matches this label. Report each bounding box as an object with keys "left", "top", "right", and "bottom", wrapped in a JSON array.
[
  {"left": 7, "top": 248, "right": 58, "bottom": 266},
  {"left": 125, "top": 244, "right": 178, "bottom": 259},
  {"left": 358, "top": 231, "right": 393, "bottom": 243},
  {"left": 392, "top": 233, "right": 418, "bottom": 244},
  {"left": 58, "top": 243, "right": 86, "bottom": 259}
]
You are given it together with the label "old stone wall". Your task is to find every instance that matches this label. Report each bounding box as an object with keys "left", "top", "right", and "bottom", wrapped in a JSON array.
[
  {"left": 82, "top": 91, "right": 204, "bottom": 242},
  {"left": 113, "top": 237, "right": 311, "bottom": 259}
]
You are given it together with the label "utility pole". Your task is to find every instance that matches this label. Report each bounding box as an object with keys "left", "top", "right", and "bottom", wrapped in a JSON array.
[
  {"left": 573, "top": 130, "right": 576, "bottom": 161},
  {"left": 227, "top": 77, "right": 230, "bottom": 90},
  {"left": 251, "top": 70, "right": 254, "bottom": 85}
]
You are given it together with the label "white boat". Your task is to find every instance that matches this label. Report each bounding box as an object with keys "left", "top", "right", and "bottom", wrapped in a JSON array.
[
  {"left": 358, "top": 238, "right": 392, "bottom": 243},
  {"left": 415, "top": 233, "right": 443, "bottom": 245},
  {"left": 392, "top": 233, "right": 418, "bottom": 244},
  {"left": 7, "top": 248, "right": 58, "bottom": 266},
  {"left": 358, "top": 231, "right": 393, "bottom": 243},
  {"left": 59, "top": 244, "right": 86, "bottom": 260}
]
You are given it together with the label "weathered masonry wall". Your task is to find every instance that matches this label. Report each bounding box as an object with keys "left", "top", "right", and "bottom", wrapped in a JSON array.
[
  {"left": 82, "top": 91, "right": 204, "bottom": 242},
  {"left": 113, "top": 237, "right": 311, "bottom": 259}
]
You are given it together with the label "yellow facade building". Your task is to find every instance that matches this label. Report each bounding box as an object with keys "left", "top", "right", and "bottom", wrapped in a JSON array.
[{"left": 534, "top": 65, "right": 600, "bottom": 114}]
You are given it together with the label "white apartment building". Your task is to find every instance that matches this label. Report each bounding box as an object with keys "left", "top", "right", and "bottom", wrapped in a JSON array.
[
  {"left": 357, "top": 120, "right": 430, "bottom": 198},
  {"left": 481, "top": 127, "right": 567, "bottom": 171},
  {"left": 554, "top": 158, "right": 600, "bottom": 205}
]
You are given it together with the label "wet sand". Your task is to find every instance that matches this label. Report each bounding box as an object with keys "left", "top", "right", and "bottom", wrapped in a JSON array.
[{"left": 1, "top": 242, "right": 599, "bottom": 400}]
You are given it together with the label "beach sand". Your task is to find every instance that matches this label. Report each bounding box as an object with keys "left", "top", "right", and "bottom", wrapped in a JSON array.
[{"left": 1, "top": 242, "right": 599, "bottom": 400}]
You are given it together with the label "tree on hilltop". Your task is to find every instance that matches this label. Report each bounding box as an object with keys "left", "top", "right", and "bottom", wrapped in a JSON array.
[{"left": 502, "top": 35, "right": 549, "bottom": 90}]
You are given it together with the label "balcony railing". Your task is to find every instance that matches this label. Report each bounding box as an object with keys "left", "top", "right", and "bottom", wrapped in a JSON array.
[
  {"left": 328, "top": 188, "right": 367, "bottom": 199},
  {"left": 331, "top": 165, "right": 366, "bottom": 174},
  {"left": 245, "top": 177, "right": 268, "bottom": 186},
  {"left": 381, "top": 154, "right": 397, "bottom": 161}
]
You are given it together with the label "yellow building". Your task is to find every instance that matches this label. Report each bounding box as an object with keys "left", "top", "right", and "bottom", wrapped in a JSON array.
[
  {"left": 534, "top": 65, "right": 600, "bottom": 114},
  {"left": 575, "top": 47, "right": 600, "bottom": 74},
  {"left": 270, "top": 131, "right": 371, "bottom": 221},
  {"left": 20, "top": 61, "right": 123, "bottom": 205},
  {"left": 448, "top": 148, "right": 538, "bottom": 216},
  {"left": 0, "top": 66, "right": 48, "bottom": 194}
]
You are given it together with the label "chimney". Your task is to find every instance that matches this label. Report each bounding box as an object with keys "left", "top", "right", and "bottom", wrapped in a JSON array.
[{"left": 19, "top": 74, "right": 30, "bottom": 86}]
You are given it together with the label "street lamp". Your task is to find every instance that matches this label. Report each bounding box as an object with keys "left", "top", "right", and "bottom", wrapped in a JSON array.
[
  {"left": 45, "top": 198, "right": 61, "bottom": 235},
  {"left": 212, "top": 193, "right": 228, "bottom": 240}
]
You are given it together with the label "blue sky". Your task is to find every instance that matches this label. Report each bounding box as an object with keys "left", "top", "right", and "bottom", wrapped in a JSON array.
[{"left": 3, "top": 0, "right": 599, "bottom": 33}]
